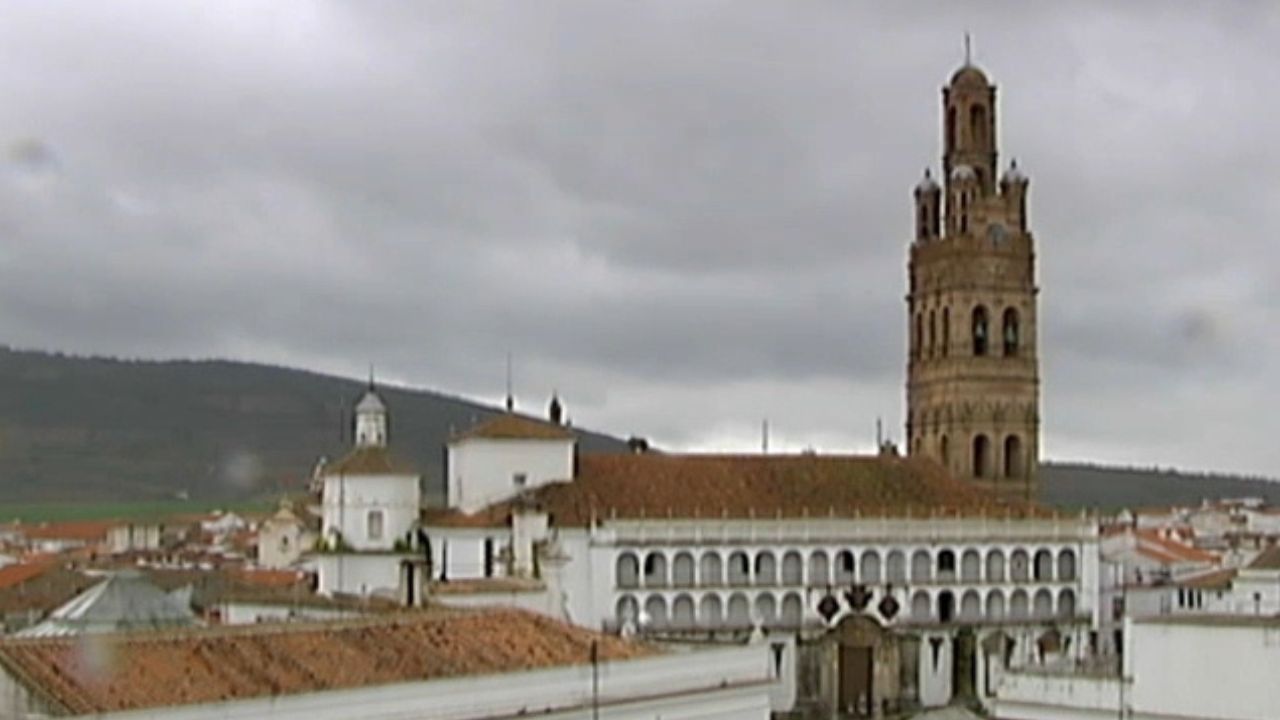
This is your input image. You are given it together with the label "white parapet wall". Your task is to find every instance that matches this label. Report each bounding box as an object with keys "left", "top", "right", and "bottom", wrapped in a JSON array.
[
  {"left": 993, "top": 669, "right": 1124, "bottom": 720},
  {"left": 75, "top": 642, "right": 775, "bottom": 720}
]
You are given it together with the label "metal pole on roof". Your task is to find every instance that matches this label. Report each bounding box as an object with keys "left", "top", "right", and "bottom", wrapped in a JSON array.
[{"left": 590, "top": 639, "right": 599, "bottom": 720}]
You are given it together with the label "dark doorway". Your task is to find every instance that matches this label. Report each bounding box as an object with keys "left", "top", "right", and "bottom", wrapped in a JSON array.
[
  {"left": 952, "top": 629, "right": 977, "bottom": 699},
  {"left": 938, "top": 591, "right": 956, "bottom": 623},
  {"left": 839, "top": 645, "right": 874, "bottom": 717}
]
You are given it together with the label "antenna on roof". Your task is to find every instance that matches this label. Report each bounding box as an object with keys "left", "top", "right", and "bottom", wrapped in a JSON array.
[
  {"left": 876, "top": 417, "right": 883, "bottom": 449},
  {"left": 367, "top": 363, "right": 376, "bottom": 391},
  {"left": 504, "top": 351, "right": 514, "bottom": 412},
  {"left": 762, "top": 419, "right": 769, "bottom": 454},
  {"left": 964, "top": 32, "right": 973, "bottom": 65}
]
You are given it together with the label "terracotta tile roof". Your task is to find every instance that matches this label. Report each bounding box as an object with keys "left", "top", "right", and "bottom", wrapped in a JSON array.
[
  {"left": 19, "top": 521, "right": 116, "bottom": 543},
  {"left": 0, "top": 561, "right": 53, "bottom": 590},
  {"left": 1247, "top": 544, "right": 1280, "bottom": 570},
  {"left": 1178, "top": 568, "right": 1237, "bottom": 589},
  {"left": 1135, "top": 529, "right": 1218, "bottom": 565},
  {"left": 451, "top": 413, "right": 574, "bottom": 442},
  {"left": 232, "top": 569, "right": 309, "bottom": 588},
  {"left": 0, "top": 609, "right": 652, "bottom": 715},
  {"left": 322, "top": 446, "right": 416, "bottom": 476},
  {"left": 0, "top": 567, "right": 97, "bottom": 616},
  {"left": 424, "top": 452, "right": 1040, "bottom": 527}
]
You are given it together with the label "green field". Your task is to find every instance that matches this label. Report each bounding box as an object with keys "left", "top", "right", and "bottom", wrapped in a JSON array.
[{"left": 0, "top": 499, "right": 274, "bottom": 524}]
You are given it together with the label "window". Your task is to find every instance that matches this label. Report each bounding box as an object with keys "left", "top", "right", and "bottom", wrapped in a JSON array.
[
  {"left": 938, "top": 550, "right": 956, "bottom": 575},
  {"left": 928, "top": 311, "right": 936, "bottom": 356},
  {"left": 367, "top": 510, "right": 384, "bottom": 541},
  {"left": 970, "top": 104, "right": 987, "bottom": 145},
  {"left": 941, "top": 307, "right": 950, "bottom": 357},
  {"left": 1003, "top": 308, "right": 1020, "bottom": 356},
  {"left": 512, "top": 472, "right": 527, "bottom": 487},
  {"left": 1004, "top": 435, "right": 1023, "bottom": 479},
  {"left": 972, "top": 306, "right": 989, "bottom": 356},
  {"left": 973, "top": 435, "right": 991, "bottom": 478}
]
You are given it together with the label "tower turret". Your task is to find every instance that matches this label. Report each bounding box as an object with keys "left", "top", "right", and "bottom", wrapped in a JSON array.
[
  {"left": 914, "top": 169, "right": 941, "bottom": 241},
  {"left": 942, "top": 64, "right": 997, "bottom": 196},
  {"left": 354, "top": 385, "right": 388, "bottom": 448}
]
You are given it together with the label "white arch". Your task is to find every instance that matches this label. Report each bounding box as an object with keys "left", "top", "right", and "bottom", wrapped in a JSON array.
[
  {"left": 699, "top": 593, "right": 723, "bottom": 627},
  {"left": 860, "top": 550, "right": 882, "bottom": 584},
  {"left": 960, "top": 549, "right": 982, "bottom": 582},
  {"left": 699, "top": 552, "right": 723, "bottom": 587},
  {"left": 808, "top": 550, "right": 830, "bottom": 586},
  {"left": 960, "top": 590, "right": 982, "bottom": 621},
  {"left": 1033, "top": 588, "right": 1054, "bottom": 619},
  {"left": 781, "top": 592, "right": 803, "bottom": 626},
  {"left": 910, "top": 590, "right": 931, "bottom": 621},
  {"left": 986, "top": 549, "right": 1006, "bottom": 583},
  {"left": 1057, "top": 549, "right": 1077, "bottom": 581},
  {"left": 755, "top": 593, "right": 777, "bottom": 626},
  {"left": 727, "top": 592, "right": 752, "bottom": 627},
  {"left": 643, "top": 594, "right": 667, "bottom": 628},
  {"left": 755, "top": 551, "right": 778, "bottom": 586},
  {"left": 781, "top": 551, "right": 804, "bottom": 585},
  {"left": 1009, "top": 589, "right": 1030, "bottom": 619},
  {"left": 985, "top": 589, "right": 1005, "bottom": 621},
  {"left": 616, "top": 594, "right": 639, "bottom": 625},
  {"left": 643, "top": 552, "right": 668, "bottom": 587},
  {"left": 617, "top": 553, "right": 640, "bottom": 589},
  {"left": 910, "top": 549, "right": 932, "bottom": 583},
  {"left": 671, "top": 593, "right": 695, "bottom": 627},
  {"left": 672, "top": 552, "right": 695, "bottom": 587}
]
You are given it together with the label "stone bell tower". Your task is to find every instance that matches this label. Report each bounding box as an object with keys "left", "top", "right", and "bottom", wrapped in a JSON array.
[{"left": 905, "top": 59, "right": 1040, "bottom": 501}]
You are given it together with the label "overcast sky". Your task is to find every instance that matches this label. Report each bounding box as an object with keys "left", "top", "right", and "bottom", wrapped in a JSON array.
[{"left": 0, "top": 2, "right": 1276, "bottom": 476}]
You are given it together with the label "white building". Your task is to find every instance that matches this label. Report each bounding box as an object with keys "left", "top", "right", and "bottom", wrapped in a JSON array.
[
  {"left": 995, "top": 614, "right": 1280, "bottom": 720},
  {"left": 1230, "top": 544, "right": 1280, "bottom": 615},
  {"left": 0, "top": 608, "right": 776, "bottom": 719},
  {"left": 313, "top": 386, "right": 423, "bottom": 600},
  {"left": 420, "top": 418, "right": 1102, "bottom": 715},
  {"left": 256, "top": 499, "right": 315, "bottom": 569}
]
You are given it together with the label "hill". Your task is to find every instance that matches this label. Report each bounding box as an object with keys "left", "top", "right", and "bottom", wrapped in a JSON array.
[
  {"left": 1038, "top": 462, "right": 1280, "bottom": 511},
  {"left": 1, "top": 347, "right": 1276, "bottom": 511},
  {"left": 0, "top": 347, "right": 627, "bottom": 504}
]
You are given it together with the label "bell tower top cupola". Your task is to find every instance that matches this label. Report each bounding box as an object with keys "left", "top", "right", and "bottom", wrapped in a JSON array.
[
  {"left": 354, "top": 383, "right": 388, "bottom": 448},
  {"left": 943, "top": 56, "right": 997, "bottom": 196}
]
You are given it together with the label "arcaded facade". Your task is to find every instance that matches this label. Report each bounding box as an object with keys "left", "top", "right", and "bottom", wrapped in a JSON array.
[{"left": 906, "top": 62, "right": 1040, "bottom": 500}]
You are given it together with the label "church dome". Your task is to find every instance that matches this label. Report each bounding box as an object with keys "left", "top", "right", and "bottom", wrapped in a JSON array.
[
  {"left": 914, "top": 168, "right": 939, "bottom": 194},
  {"left": 950, "top": 164, "right": 977, "bottom": 182},
  {"left": 949, "top": 64, "right": 989, "bottom": 88}
]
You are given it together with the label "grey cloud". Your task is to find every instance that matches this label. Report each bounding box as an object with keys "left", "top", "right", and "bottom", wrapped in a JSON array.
[{"left": 0, "top": 1, "right": 1276, "bottom": 477}]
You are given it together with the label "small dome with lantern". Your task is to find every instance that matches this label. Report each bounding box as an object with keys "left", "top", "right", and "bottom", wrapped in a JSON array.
[{"left": 914, "top": 168, "right": 940, "bottom": 194}]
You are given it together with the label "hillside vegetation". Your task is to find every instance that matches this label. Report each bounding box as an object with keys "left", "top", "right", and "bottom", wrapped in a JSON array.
[{"left": 0, "top": 347, "right": 625, "bottom": 503}]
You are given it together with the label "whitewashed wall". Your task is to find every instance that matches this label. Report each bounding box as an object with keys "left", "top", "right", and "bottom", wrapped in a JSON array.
[
  {"left": 446, "top": 438, "right": 573, "bottom": 512},
  {"left": 320, "top": 473, "right": 419, "bottom": 551},
  {"left": 1128, "top": 618, "right": 1280, "bottom": 720},
  {"left": 217, "top": 602, "right": 365, "bottom": 626},
  {"left": 314, "top": 553, "right": 401, "bottom": 597}
]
